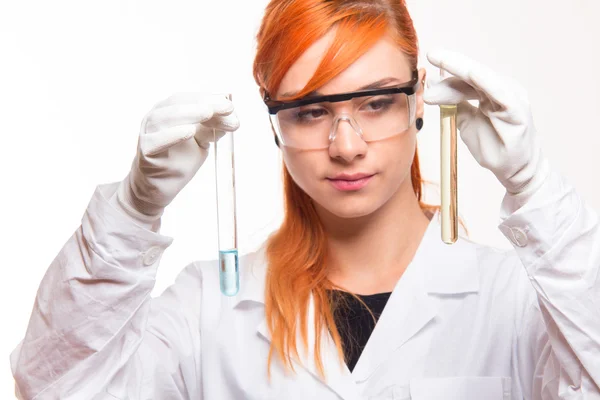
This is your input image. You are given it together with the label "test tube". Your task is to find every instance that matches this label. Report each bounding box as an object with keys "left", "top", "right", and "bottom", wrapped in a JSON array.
[
  {"left": 439, "top": 69, "right": 458, "bottom": 244},
  {"left": 213, "top": 93, "right": 239, "bottom": 296}
]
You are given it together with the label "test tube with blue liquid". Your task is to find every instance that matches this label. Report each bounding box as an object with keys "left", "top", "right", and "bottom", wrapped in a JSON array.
[{"left": 213, "top": 93, "right": 239, "bottom": 296}]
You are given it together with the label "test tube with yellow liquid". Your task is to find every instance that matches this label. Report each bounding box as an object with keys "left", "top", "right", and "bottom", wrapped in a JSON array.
[{"left": 439, "top": 68, "right": 458, "bottom": 244}]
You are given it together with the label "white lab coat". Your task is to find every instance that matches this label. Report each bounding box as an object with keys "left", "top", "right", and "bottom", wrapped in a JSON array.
[{"left": 10, "top": 169, "right": 600, "bottom": 400}]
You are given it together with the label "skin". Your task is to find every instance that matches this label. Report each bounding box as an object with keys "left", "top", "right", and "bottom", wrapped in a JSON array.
[{"left": 276, "top": 28, "right": 432, "bottom": 294}]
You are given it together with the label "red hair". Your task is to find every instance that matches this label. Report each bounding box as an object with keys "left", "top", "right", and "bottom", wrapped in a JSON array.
[{"left": 252, "top": 0, "right": 442, "bottom": 378}]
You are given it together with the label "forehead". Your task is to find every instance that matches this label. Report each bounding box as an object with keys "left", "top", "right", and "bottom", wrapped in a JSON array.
[{"left": 277, "top": 29, "right": 413, "bottom": 98}]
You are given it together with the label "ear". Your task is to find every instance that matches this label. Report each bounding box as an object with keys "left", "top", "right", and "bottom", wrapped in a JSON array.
[{"left": 416, "top": 67, "right": 427, "bottom": 119}]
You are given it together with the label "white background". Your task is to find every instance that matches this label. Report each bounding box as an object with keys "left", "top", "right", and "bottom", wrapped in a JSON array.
[{"left": 1, "top": 0, "right": 599, "bottom": 397}]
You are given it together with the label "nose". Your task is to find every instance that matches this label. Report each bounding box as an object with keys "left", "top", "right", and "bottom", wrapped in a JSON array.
[{"left": 328, "top": 116, "right": 368, "bottom": 162}]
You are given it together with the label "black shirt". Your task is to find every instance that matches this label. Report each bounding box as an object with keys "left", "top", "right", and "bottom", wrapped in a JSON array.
[{"left": 330, "top": 290, "right": 392, "bottom": 372}]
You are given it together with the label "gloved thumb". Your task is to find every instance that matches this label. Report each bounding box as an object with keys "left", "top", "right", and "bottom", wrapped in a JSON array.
[{"left": 424, "top": 76, "right": 479, "bottom": 106}]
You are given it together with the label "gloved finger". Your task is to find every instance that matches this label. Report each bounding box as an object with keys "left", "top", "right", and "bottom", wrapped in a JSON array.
[
  {"left": 208, "top": 95, "right": 235, "bottom": 116},
  {"left": 143, "top": 112, "right": 241, "bottom": 156},
  {"left": 425, "top": 73, "right": 439, "bottom": 89},
  {"left": 199, "top": 111, "right": 240, "bottom": 131},
  {"left": 144, "top": 100, "right": 237, "bottom": 133},
  {"left": 455, "top": 100, "right": 505, "bottom": 169},
  {"left": 154, "top": 92, "right": 234, "bottom": 114},
  {"left": 140, "top": 124, "right": 199, "bottom": 157},
  {"left": 194, "top": 113, "right": 241, "bottom": 148},
  {"left": 194, "top": 128, "right": 227, "bottom": 150},
  {"left": 144, "top": 103, "right": 216, "bottom": 133},
  {"left": 423, "top": 76, "right": 479, "bottom": 105},
  {"left": 426, "top": 49, "right": 513, "bottom": 108},
  {"left": 456, "top": 100, "right": 483, "bottom": 133}
]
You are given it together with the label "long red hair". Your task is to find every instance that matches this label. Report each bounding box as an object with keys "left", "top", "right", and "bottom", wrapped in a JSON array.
[{"left": 252, "top": 0, "right": 441, "bottom": 378}]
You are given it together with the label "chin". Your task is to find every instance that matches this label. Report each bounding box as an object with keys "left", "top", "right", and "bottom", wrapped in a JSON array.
[
  {"left": 330, "top": 207, "right": 376, "bottom": 219},
  {"left": 314, "top": 197, "right": 382, "bottom": 219}
]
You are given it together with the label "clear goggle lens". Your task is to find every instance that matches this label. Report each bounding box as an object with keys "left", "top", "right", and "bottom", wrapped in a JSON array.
[{"left": 270, "top": 93, "right": 416, "bottom": 150}]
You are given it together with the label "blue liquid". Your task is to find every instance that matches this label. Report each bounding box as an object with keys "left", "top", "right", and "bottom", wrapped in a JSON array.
[{"left": 219, "top": 249, "right": 239, "bottom": 296}]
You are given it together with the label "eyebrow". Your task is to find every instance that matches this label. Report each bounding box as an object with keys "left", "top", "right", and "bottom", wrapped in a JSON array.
[{"left": 280, "top": 77, "right": 404, "bottom": 99}]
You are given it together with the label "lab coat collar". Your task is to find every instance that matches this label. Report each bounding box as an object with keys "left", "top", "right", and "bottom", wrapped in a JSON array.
[
  {"left": 233, "top": 210, "right": 480, "bottom": 397},
  {"left": 351, "top": 210, "right": 480, "bottom": 381}
]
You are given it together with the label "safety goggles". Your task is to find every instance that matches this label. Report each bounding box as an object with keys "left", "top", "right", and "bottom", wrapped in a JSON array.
[{"left": 263, "top": 70, "right": 419, "bottom": 150}]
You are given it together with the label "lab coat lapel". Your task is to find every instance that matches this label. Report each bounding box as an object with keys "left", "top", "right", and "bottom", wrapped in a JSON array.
[
  {"left": 257, "top": 295, "right": 361, "bottom": 400},
  {"left": 351, "top": 211, "right": 479, "bottom": 382},
  {"left": 242, "top": 246, "right": 360, "bottom": 399},
  {"left": 350, "top": 245, "right": 438, "bottom": 382}
]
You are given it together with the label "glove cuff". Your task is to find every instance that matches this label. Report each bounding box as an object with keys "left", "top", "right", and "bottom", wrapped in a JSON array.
[
  {"left": 511, "top": 156, "right": 550, "bottom": 194},
  {"left": 501, "top": 156, "right": 551, "bottom": 214},
  {"left": 112, "top": 179, "right": 164, "bottom": 232}
]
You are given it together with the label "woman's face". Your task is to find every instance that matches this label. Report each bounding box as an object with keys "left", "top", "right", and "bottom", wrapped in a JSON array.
[{"left": 276, "top": 30, "right": 426, "bottom": 220}]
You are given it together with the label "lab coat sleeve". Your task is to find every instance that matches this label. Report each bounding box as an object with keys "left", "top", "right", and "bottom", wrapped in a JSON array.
[
  {"left": 9, "top": 182, "right": 204, "bottom": 400},
  {"left": 498, "top": 169, "right": 600, "bottom": 399}
]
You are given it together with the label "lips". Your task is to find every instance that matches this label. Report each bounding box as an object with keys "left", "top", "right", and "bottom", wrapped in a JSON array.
[
  {"left": 327, "top": 173, "right": 375, "bottom": 191},
  {"left": 328, "top": 172, "right": 374, "bottom": 181}
]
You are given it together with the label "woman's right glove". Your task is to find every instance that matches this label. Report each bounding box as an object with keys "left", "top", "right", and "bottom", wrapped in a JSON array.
[
  {"left": 424, "top": 49, "right": 550, "bottom": 208},
  {"left": 111, "top": 93, "right": 240, "bottom": 227}
]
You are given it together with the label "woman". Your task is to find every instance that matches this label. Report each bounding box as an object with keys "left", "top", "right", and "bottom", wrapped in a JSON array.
[{"left": 11, "top": 0, "right": 600, "bottom": 399}]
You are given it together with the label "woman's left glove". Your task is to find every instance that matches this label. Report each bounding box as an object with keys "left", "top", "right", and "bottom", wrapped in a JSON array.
[{"left": 423, "top": 49, "right": 550, "bottom": 203}]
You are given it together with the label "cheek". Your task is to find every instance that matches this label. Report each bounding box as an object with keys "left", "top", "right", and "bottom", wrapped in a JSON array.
[
  {"left": 281, "top": 151, "right": 321, "bottom": 193},
  {"left": 380, "top": 133, "right": 417, "bottom": 178}
]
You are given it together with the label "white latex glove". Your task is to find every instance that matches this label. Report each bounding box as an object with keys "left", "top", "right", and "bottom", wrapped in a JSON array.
[
  {"left": 423, "top": 49, "right": 550, "bottom": 203},
  {"left": 112, "top": 93, "right": 240, "bottom": 228}
]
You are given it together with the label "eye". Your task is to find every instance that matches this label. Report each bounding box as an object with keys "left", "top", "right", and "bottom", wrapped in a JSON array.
[
  {"left": 362, "top": 96, "right": 394, "bottom": 112},
  {"left": 295, "top": 107, "right": 328, "bottom": 122}
]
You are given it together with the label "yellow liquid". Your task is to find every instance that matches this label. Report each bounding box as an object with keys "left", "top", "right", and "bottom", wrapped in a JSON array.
[{"left": 440, "top": 105, "right": 458, "bottom": 244}]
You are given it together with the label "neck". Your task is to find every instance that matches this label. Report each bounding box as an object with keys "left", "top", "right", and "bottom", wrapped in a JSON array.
[{"left": 316, "top": 179, "right": 431, "bottom": 295}]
